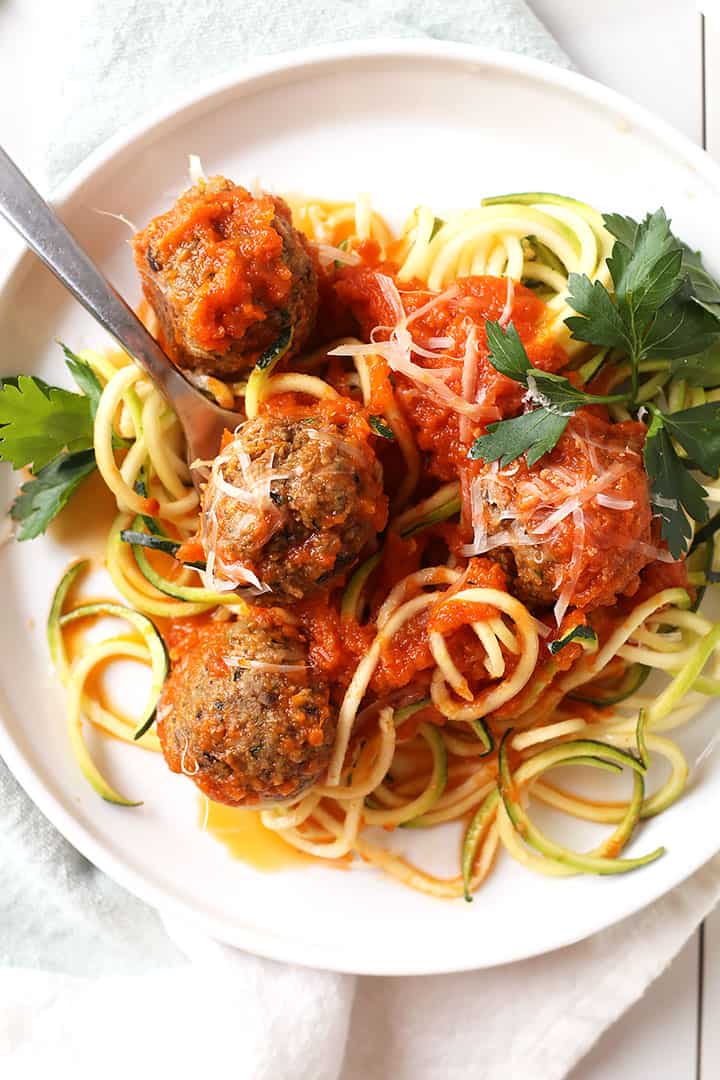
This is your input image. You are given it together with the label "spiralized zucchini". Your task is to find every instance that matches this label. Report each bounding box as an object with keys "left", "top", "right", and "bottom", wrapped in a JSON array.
[{"left": 48, "top": 561, "right": 167, "bottom": 804}]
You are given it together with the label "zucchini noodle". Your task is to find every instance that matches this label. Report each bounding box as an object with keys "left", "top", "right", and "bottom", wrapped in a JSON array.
[
  {"left": 44, "top": 189, "right": 720, "bottom": 900},
  {"left": 250, "top": 372, "right": 340, "bottom": 412},
  {"left": 430, "top": 589, "right": 540, "bottom": 720}
]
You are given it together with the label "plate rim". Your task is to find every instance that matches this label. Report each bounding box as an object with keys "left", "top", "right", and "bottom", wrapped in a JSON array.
[{"left": 2, "top": 38, "right": 720, "bottom": 975}]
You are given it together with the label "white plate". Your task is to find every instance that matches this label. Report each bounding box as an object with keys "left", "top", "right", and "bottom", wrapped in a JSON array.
[{"left": 2, "top": 40, "right": 720, "bottom": 976}]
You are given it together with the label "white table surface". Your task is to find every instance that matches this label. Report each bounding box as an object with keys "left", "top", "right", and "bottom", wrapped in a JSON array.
[{"left": 525, "top": 4, "right": 719, "bottom": 1076}]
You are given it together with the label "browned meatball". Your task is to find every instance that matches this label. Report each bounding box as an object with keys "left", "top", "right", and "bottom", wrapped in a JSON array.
[
  {"left": 133, "top": 177, "right": 317, "bottom": 379},
  {"left": 474, "top": 414, "right": 653, "bottom": 613},
  {"left": 157, "top": 617, "right": 335, "bottom": 806},
  {"left": 200, "top": 412, "right": 388, "bottom": 604}
]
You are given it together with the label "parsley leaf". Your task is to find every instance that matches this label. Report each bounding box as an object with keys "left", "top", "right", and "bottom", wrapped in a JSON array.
[
  {"left": 0, "top": 375, "right": 94, "bottom": 470},
  {"left": 368, "top": 415, "right": 395, "bottom": 440},
  {"left": 644, "top": 413, "right": 709, "bottom": 558},
  {"left": 474, "top": 322, "right": 626, "bottom": 467},
  {"left": 602, "top": 213, "right": 640, "bottom": 251},
  {"left": 570, "top": 210, "right": 687, "bottom": 364},
  {"left": 565, "top": 274, "right": 630, "bottom": 351},
  {"left": 484, "top": 322, "right": 533, "bottom": 383},
  {"left": 567, "top": 210, "right": 720, "bottom": 396},
  {"left": 606, "top": 208, "right": 684, "bottom": 328},
  {"left": 670, "top": 344, "right": 720, "bottom": 387},
  {"left": 469, "top": 409, "right": 569, "bottom": 468},
  {"left": 681, "top": 244, "right": 720, "bottom": 320},
  {"left": 487, "top": 321, "right": 622, "bottom": 410},
  {"left": 0, "top": 346, "right": 103, "bottom": 538},
  {"left": 60, "top": 345, "right": 103, "bottom": 418},
  {"left": 0, "top": 374, "right": 51, "bottom": 393},
  {"left": 660, "top": 403, "right": 720, "bottom": 476},
  {"left": 526, "top": 370, "right": 624, "bottom": 413},
  {"left": 641, "top": 296, "right": 720, "bottom": 359},
  {"left": 10, "top": 449, "right": 96, "bottom": 540}
]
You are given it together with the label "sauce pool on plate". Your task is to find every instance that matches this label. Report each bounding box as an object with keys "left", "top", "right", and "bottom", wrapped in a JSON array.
[{"left": 200, "top": 799, "right": 313, "bottom": 870}]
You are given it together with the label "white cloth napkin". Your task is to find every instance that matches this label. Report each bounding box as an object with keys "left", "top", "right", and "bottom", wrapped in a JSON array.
[
  {"left": 2, "top": 864, "right": 720, "bottom": 1079},
  {"left": 1, "top": 2, "right": 718, "bottom": 1078}
]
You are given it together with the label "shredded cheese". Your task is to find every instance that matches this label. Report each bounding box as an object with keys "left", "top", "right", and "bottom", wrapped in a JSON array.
[
  {"left": 330, "top": 322, "right": 491, "bottom": 421},
  {"left": 94, "top": 209, "right": 138, "bottom": 233},
  {"left": 596, "top": 493, "right": 634, "bottom": 510},
  {"left": 404, "top": 284, "right": 461, "bottom": 327},
  {"left": 227, "top": 658, "right": 307, "bottom": 674},
  {"left": 314, "top": 243, "right": 362, "bottom": 268},
  {"left": 498, "top": 276, "right": 515, "bottom": 329},
  {"left": 375, "top": 273, "right": 405, "bottom": 323},
  {"left": 188, "top": 154, "right": 206, "bottom": 186},
  {"left": 651, "top": 493, "right": 680, "bottom": 511},
  {"left": 459, "top": 324, "right": 480, "bottom": 445}
]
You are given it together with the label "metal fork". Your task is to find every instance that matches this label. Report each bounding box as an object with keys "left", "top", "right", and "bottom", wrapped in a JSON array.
[{"left": 0, "top": 145, "right": 239, "bottom": 479}]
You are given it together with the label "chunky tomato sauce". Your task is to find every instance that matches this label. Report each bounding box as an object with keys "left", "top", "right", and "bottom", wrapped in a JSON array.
[
  {"left": 295, "top": 250, "right": 676, "bottom": 710},
  {"left": 335, "top": 270, "right": 566, "bottom": 481},
  {"left": 167, "top": 231, "right": 678, "bottom": 729},
  {"left": 133, "top": 182, "right": 293, "bottom": 356}
]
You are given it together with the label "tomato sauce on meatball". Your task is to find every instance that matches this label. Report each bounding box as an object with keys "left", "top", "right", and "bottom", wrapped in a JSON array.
[
  {"left": 474, "top": 412, "right": 654, "bottom": 613},
  {"left": 157, "top": 615, "right": 335, "bottom": 806},
  {"left": 200, "top": 410, "right": 388, "bottom": 604},
  {"left": 133, "top": 177, "right": 317, "bottom": 378}
]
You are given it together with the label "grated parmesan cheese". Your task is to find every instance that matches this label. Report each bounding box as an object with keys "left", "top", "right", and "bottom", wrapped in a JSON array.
[
  {"left": 188, "top": 154, "right": 206, "bottom": 186},
  {"left": 596, "top": 492, "right": 634, "bottom": 511},
  {"left": 498, "top": 276, "right": 515, "bottom": 329}
]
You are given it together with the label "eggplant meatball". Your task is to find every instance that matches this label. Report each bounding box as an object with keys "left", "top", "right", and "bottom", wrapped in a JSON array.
[
  {"left": 157, "top": 617, "right": 335, "bottom": 806},
  {"left": 133, "top": 177, "right": 317, "bottom": 379},
  {"left": 476, "top": 413, "right": 653, "bottom": 612},
  {"left": 201, "top": 413, "right": 388, "bottom": 604}
]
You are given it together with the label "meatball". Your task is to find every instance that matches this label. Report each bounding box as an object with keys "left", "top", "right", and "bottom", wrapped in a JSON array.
[
  {"left": 133, "top": 177, "right": 317, "bottom": 379},
  {"left": 475, "top": 413, "right": 654, "bottom": 612},
  {"left": 201, "top": 413, "right": 388, "bottom": 604},
  {"left": 157, "top": 616, "right": 335, "bottom": 806}
]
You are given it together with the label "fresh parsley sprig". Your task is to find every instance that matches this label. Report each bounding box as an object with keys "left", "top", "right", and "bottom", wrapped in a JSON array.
[
  {"left": 669, "top": 344, "right": 720, "bottom": 387},
  {"left": 0, "top": 375, "right": 93, "bottom": 471},
  {"left": 469, "top": 322, "right": 627, "bottom": 468},
  {"left": 1, "top": 345, "right": 101, "bottom": 539},
  {"left": 566, "top": 209, "right": 720, "bottom": 396},
  {"left": 469, "top": 406, "right": 569, "bottom": 469},
  {"left": 487, "top": 321, "right": 627, "bottom": 415},
  {"left": 469, "top": 209, "right": 720, "bottom": 558},
  {"left": 642, "top": 403, "right": 720, "bottom": 556},
  {"left": 59, "top": 343, "right": 103, "bottom": 417},
  {"left": 643, "top": 413, "right": 707, "bottom": 557},
  {"left": 10, "top": 450, "right": 97, "bottom": 541}
]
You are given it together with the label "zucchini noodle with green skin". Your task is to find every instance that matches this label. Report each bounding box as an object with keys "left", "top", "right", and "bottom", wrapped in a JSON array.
[{"left": 36, "top": 188, "right": 720, "bottom": 900}]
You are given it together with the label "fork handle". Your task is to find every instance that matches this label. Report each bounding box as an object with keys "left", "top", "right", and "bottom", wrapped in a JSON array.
[{"left": 0, "top": 144, "right": 197, "bottom": 414}]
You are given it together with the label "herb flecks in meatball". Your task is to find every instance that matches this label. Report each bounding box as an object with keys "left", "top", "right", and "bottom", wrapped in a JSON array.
[
  {"left": 157, "top": 617, "right": 335, "bottom": 806},
  {"left": 200, "top": 413, "right": 387, "bottom": 604},
  {"left": 133, "top": 177, "right": 317, "bottom": 379}
]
